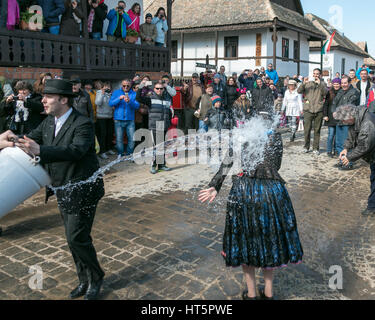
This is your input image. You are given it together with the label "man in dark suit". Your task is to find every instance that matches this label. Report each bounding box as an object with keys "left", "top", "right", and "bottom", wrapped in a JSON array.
[{"left": 13, "top": 79, "right": 105, "bottom": 300}]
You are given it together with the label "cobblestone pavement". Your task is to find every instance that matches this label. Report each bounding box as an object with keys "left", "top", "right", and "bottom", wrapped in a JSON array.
[{"left": 1, "top": 128, "right": 375, "bottom": 300}]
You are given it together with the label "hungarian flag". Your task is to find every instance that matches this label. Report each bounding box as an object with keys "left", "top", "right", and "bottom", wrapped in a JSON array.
[{"left": 322, "top": 31, "right": 336, "bottom": 54}]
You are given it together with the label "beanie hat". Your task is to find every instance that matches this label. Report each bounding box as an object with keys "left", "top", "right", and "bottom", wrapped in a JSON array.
[
  {"left": 332, "top": 78, "right": 341, "bottom": 85},
  {"left": 146, "top": 13, "right": 152, "bottom": 19},
  {"left": 211, "top": 95, "right": 222, "bottom": 105}
]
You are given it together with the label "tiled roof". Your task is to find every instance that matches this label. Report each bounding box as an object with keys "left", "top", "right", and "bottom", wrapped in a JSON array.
[
  {"left": 306, "top": 13, "right": 369, "bottom": 57},
  {"left": 356, "top": 42, "right": 375, "bottom": 67},
  {"left": 144, "top": 0, "right": 323, "bottom": 37}
]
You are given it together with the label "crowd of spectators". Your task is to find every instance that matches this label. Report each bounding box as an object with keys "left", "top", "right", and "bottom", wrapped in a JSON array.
[{"left": 0, "top": 1, "right": 169, "bottom": 47}]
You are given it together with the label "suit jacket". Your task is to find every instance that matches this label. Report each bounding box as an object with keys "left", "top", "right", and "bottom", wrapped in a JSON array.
[{"left": 27, "top": 108, "right": 104, "bottom": 208}]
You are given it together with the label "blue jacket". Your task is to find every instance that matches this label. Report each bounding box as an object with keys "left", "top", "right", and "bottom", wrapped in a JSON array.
[
  {"left": 106, "top": 9, "right": 132, "bottom": 38},
  {"left": 152, "top": 17, "right": 168, "bottom": 44},
  {"left": 37, "top": 0, "right": 65, "bottom": 25},
  {"left": 266, "top": 69, "right": 279, "bottom": 85},
  {"left": 109, "top": 89, "right": 140, "bottom": 121},
  {"left": 356, "top": 67, "right": 371, "bottom": 80}
]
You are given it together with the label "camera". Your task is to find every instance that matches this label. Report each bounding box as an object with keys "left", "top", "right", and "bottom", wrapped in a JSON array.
[{"left": 105, "top": 89, "right": 111, "bottom": 93}]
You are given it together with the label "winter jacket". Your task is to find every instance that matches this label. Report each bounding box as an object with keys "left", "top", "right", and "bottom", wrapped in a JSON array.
[
  {"left": 297, "top": 80, "right": 327, "bottom": 113},
  {"left": 135, "top": 86, "right": 172, "bottom": 131},
  {"left": 213, "top": 81, "right": 227, "bottom": 104},
  {"left": 265, "top": 69, "right": 279, "bottom": 85},
  {"left": 60, "top": 3, "right": 84, "bottom": 37},
  {"left": 367, "top": 85, "right": 375, "bottom": 112},
  {"left": 95, "top": 90, "right": 113, "bottom": 119},
  {"left": 356, "top": 80, "right": 371, "bottom": 105},
  {"left": 225, "top": 85, "right": 239, "bottom": 109},
  {"left": 323, "top": 88, "right": 340, "bottom": 127},
  {"left": 332, "top": 85, "right": 360, "bottom": 126},
  {"left": 345, "top": 106, "right": 375, "bottom": 164},
  {"left": 238, "top": 74, "right": 255, "bottom": 91},
  {"left": 204, "top": 106, "right": 231, "bottom": 131},
  {"left": 2, "top": 93, "right": 46, "bottom": 134},
  {"left": 152, "top": 17, "right": 168, "bottom": 44},
  {"left": 109, "top": 89, "right": 139, "bottom": 121},
  {"left": 37, "top": 0, "right": 65, "bottom": 26},
  {"left": 282, "top": 89, "right": 303, "bottom": 117},
  {"left": 127, "top": 9, "right": 140, "bottom": 33},
  {"left": 73, "top": 90, "right": 94, "bottom": 121},
  {"left": 87, "top": 1, "right": 108, "bottom": 37},
  {"left": 162, "top": 85, "right": 176, "bottom": 104},
  {"left": 181, "top": 83, "right": 205, "bottom": 109},
  {"left": 195, "top": 94, "right": 213, "bottom": 121},
  {"left": 106, "top": 9, "right": 132, "bottom": 38},
  {"left": 251, "top": 83, "right": 274, "bottom": 114},
  {"left": 140, "top": 22, "right": 157, "bottom": 45}
]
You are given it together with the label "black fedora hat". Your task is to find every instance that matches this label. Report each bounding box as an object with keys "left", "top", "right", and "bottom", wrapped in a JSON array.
[{"left": 43, "top": 79, "right": 78, "bottom": 96}]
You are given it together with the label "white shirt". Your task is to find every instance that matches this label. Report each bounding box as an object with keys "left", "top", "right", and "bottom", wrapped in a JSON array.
[
  {"left": 55, "top": 108, "right": 73, "bottom": 137},
  {"left": 361, "top": 81, "right": 367, "bottom": 105}
]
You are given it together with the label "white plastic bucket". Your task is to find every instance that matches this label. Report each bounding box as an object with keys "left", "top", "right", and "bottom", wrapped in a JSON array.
[{"left": 0, "top": 147, "right": 51, "bottom": 219}]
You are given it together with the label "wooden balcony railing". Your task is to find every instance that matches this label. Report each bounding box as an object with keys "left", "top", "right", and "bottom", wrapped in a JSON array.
[{"left": 0, "top": 29, "right": 170, "bottom": 78}]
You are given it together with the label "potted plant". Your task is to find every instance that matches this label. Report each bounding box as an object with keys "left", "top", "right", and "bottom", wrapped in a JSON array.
[
  {"left": 126, "top": 30, "right": 139, "bottom": 44},
  {"left": 20, "top": 10, "right": 44, "bottom": 31}
]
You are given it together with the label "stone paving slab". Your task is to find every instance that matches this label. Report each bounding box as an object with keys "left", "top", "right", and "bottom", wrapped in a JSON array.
[{"left": 0, "top": 128, "right": 375, "bottom": 299}]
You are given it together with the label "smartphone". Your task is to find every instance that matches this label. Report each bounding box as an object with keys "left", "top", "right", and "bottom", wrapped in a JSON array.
[{"left": 146, "top": 81, "right": 153, "bottom": 87}]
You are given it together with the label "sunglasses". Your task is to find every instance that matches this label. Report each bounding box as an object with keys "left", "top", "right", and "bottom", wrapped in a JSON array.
[
  {"left": 155, "top": 87, "right": 164, "bottom": 90},
  {"left": 123, "top": 85, "right": 131, "bottom": 87}
]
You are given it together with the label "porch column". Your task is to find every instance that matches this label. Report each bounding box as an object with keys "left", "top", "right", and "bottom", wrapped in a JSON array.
[
  {"left": 320, "top": 39, "right": 324, "bottom": 71},
  {"left": 81, "top": 0, "right": 90, "bottom": 71},
  {"left": 180, "top": 32, "right": 184, "bottom": 77},
  {"left": 297, "top": 31, "right": 301, "bottom": 75},
  {"left": 167, "top": 0, "right": 172, "bottom": 49},
  {"left": 273, "top": 18, "right": 277, "bottom": 68},
  {"left": 215, "top": 31, "right": 219, "bottom": 69}
]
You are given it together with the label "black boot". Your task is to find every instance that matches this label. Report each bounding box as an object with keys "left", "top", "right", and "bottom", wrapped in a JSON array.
[
  {"left": 259, "top": 287, "right": 274, "bottom": 300},
  {"left": 290, "top": 132, "right": 295, "bottom": 142},
  {"left": 70, "top": 282, "right": 88, "bottom": 299},
  {"left": 84, "top": 278, "right": 103, "bottom": 300},
  {"left": 242, "top": 290, "right": 258, "bottom": 300}
]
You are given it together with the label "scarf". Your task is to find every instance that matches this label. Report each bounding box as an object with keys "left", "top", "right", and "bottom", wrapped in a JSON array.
[{"left": 7, "top": 0, "right": 20, "bottom": 31}]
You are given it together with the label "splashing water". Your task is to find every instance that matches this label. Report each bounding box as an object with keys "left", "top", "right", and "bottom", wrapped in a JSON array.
[{"left": 49, "top": 115, "right": 279, "bottom": 195}]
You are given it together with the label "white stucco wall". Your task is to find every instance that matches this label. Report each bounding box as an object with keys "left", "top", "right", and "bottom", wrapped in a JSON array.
[
  {"left": 171, "top": 27, "right": 311, "bottom": 78},
  {"left": 309, "top": 50, "right": 364, "bottom": 78},
  {"left": 266, "top": 29, "right": 310, "bottom": 77}
]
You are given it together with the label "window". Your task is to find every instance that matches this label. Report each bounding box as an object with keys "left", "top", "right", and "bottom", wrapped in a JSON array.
[
  {"left": 341, "top": 58, "right": 346, "bottom": 75},
  {"left": 224, "top": 36, "right": 238, "bottom": 58},
  {"left": 293, "top": 40, "right": 299, "bottom": 60},
  {"left": 282, "top": 38, "right": 289, "bottom": 58},
  {"left": 171, "top": 40, "right": 178, "bottom": 59}
]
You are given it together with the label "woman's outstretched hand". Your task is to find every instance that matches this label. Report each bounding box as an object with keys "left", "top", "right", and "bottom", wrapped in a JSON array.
[{"left": 198, "top": 187, "right": 218, "bottom": 204}]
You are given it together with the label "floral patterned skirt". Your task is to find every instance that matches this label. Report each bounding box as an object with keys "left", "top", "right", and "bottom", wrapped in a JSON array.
[{"left": 222, "top": 176, "right": 303, "bottom": 269}]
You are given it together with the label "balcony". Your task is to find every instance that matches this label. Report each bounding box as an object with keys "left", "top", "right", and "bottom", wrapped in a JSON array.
[{"left": 0, "top": 28, "right": 170, "bottom": 80}]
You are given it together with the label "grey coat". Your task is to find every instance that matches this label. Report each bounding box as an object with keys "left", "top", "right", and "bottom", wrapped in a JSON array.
[
  {"left": 332, "top": 86, "right": 360, "bottom": 126},
  {"left": 345, "top": 106, "right": 375, "bottom": 164},
  {"left": 95, "top": 90, "right": 113, "bottom": 119}
]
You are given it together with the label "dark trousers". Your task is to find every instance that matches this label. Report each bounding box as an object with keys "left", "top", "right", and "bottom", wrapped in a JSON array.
[
  {"left": 368, "top": 163, "right": 375, "bottom": 209},
  {"left": 152, "top": 129, "right": 167, "bottom": 168},
  {"left": 303, "top": 111, "right": 323, "bottom": 151},
  {"left": 95, "top": 118, "right": 114, "bottom": 154},
  {"left": 59, "top": 202, "right": 105, "bottom": 284},
  {"left": 184, "top": 107, "right": 198, "bottom": 134}
]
